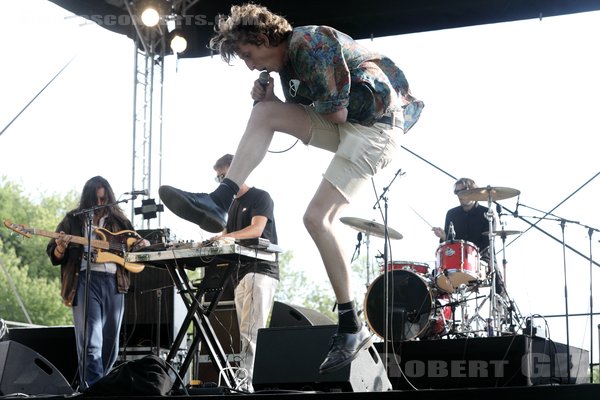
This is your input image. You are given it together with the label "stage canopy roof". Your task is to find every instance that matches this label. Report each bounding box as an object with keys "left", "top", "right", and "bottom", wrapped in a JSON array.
[{"left": 47, "top": 0, "right": 600, "bottom": 58}]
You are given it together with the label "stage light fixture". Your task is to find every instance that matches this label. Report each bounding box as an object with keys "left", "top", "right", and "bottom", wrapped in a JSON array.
[
  {"left": 169, "top": 29, "right": 187, "bottom": 53},
  {"left": 134, "top": 198, "right": 164, "bottom": 220},
  {"left": 137, "top": 0, "right": 169, "bottom": 27},
  {"left": 141, "top": 7, "right": 160, "bottom": 27}
]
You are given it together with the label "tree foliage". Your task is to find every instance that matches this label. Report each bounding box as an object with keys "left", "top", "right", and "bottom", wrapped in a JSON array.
[
  {"left": 0, "top": 243, "right": 71, "bottom": 325},
  {"left": 275, "top": 251, "right": 337, "bottom": 321},
  {"left": 0, "top": 177, "right": 78, "bottom": 280},
  {"left": 0, "top": 177, "right": 76, "bottom": 325},
  {"left": 274, "top": 252, "right": 373, "bottom": 323}
]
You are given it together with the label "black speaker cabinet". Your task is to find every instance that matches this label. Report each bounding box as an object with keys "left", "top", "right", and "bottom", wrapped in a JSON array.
[
  {"left": 253, "top": 325, "right": 391, "bottom": 392},
  {"left": 0, "top": 341, "right": 74, "bottom": 395},
  {"left": 7, "top": 326, "right": 77, "bottom": 385},
  {"left": 122, "top": 266, "right": 185, "bottom": 349},
  {"left": 269, "top": 301, "right": 335, "bottom": 327}
]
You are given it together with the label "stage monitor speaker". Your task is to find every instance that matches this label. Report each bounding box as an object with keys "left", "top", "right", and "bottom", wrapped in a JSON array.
[
  {"left": 269, "top": 301, "right": 335, "bottom": 327},
  {"left": 0, "top": 341, "right": 74, "bottom": 395},
  {"left": 122, "top": 266, "right": 186, "bottom": 349},
  {"left": 7, "top": 326, "right": 77, "bottom": 385},
  {"left": 253, "top": 325, "right": 391, "bottom": 392}
]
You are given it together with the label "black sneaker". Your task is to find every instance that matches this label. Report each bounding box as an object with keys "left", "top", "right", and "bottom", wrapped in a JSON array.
[
  {"left": 159, "top": 185, "right": 226, "bottom": 233},
  {"left": 319, "top": 327, "right": 371, "bottom": 374}
]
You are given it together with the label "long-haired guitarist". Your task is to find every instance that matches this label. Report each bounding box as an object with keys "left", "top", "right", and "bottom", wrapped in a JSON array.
[{"left": 46, "top": 176, "right": 148, "bottom": 390}]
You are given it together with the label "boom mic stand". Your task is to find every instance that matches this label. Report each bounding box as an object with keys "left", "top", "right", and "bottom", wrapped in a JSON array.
[
  {"left": 514, "top": 204, "right": 600, "bottom": 384},
  {"left": 559, "top": 218, "right": 572, "bottom": 383},
  {"left": 372, "top": 168, "right": 405, "bottom": 372},
  {"left": 72, "top": 195, "right": 134, "bottom": 389}
]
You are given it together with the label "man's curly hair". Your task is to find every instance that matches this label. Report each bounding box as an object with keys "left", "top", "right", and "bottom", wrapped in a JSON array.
[{"left": 209, "top": 3, "right": 293, "bottom": 64}]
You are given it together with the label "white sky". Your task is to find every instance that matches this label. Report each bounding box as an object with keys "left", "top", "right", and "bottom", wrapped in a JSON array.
[{"left": 1, "top": 1, "right": 600, "bottom": 364}]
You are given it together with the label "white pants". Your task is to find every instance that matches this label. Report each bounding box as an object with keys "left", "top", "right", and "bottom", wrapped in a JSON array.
[{"left": 234, "top": 272, "right": 278, "bottom": 388}]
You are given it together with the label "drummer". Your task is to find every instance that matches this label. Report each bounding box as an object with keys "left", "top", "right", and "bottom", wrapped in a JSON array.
[{"left": 432, "top": 177, "right": 494, "bottom": 262}]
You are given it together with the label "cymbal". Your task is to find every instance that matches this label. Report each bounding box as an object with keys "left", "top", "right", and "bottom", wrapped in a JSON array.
[
  {"left": 340, "top": 217, "right": 403, "bottom": 240},
  {"left": 458, "top": 186, "right": 520, "bottom": 202},
  {"left": 483, "top": 230, "right": 522, "bottom": 237}
]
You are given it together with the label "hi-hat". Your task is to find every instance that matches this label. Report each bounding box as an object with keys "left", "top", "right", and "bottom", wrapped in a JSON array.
[
  {"left": 483, "top": 230, "right": 522, "bottom": 237},
  {"left": 458, "top": 186, "right": 520, "bottom": 202},
  {"left": 340, "top": 217, "right": 403, "bottom": 240}
]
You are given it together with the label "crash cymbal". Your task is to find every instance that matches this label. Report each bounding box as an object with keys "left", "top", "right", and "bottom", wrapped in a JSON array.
[
  {"left": 458, "top": 186, "right": 520, "bottom": 202},
  {"left": 483, "top": 230, "right": 523, "bottom": 237},
  {"left": 340, "top": 217, "right": 403, "bottom": 240}
]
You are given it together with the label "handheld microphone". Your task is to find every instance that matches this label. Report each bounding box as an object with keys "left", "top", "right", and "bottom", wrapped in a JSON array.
[
  {"left": 253, "top": 71, "right": 270, "bottom": 105},
  {"left": 125, "top": 189, "right": 148, "bottom": 196}
]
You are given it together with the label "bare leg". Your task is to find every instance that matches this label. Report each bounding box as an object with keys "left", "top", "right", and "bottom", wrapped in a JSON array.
[
  {"left": 303, "top": 178, "right": 352, "bottom": 303},
  {"left": 226, "top": 101, "right": 312, "bottom": 186}
]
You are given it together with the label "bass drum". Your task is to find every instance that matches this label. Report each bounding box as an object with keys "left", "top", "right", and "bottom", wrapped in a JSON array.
[{"left": 364, "top": 269, "right": 439, "bottom": 341}]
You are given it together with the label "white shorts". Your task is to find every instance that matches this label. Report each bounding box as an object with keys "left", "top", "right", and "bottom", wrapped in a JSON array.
[{"left": 303, "top": 105, "right": 401, "bottom": 200}]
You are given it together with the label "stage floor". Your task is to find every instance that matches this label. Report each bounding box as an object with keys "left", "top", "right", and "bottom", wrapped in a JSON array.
[{"left": 79, "top": 383, "right": 600, "bottom": 400}]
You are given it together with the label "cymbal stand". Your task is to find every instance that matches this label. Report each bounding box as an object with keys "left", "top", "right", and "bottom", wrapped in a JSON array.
[
  {"left": 483, "top": 190, "right": 498, "bottom": 336},
  {"left": 495, "top": 231, "right": 522, "bottom": 334},
  {"left": 498, "top": 231, "right": 508, "bottom": 291},
  {"left": 466, "top": 291, "right": 489, "bottom": 336},
  {"left": 456, "top": 285, "right": 470, "bottom": 335}
]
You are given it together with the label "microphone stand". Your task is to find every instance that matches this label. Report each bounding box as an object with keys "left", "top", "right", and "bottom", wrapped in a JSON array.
[
  {"left": 140, "top": 283, "right": 176, "bottom": 356},
  {"left": 515, "top": 205, "right": 600, "bottom": 383},
  {"left": 559, "top": 219, "right": 572, "bottom": 383},
  {"left": 588, "top": 227, "right": 594, "bottom": 383},
  {"left": 72, "top": 195, "right": 134, "bottom": 389},
  {"left": 372, "top": 168, "right": 405, "bottom": 372}
]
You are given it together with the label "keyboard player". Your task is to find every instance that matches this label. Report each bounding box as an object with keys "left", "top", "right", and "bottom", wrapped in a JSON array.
[{"left": 209, "top": 154, "right": 279, "bottom": 392}]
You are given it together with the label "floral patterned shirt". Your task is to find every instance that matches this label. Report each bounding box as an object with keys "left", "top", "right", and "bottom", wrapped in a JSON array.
[{"left": 279, "top": 25, "right": 411, "bottom": 125}]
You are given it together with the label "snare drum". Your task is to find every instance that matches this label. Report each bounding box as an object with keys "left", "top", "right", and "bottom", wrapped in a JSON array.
[
  {"left": 435, "top": 240, "right": 481, "bottom": 293},
  {"left": 382, "top": 260, "right": 430, "bottom": 276}
]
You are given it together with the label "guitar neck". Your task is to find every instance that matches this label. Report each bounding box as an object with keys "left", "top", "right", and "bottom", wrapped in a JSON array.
[{"left": 30, "top": 227, "right": 109, "bottom": 250}]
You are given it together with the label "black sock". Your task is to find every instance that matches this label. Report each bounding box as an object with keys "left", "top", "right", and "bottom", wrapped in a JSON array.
[
  {"left": 209, "top": 178, "right": 238, "bottom": 210},
  {"left": 337, "top": 301, "right": 361, "bottom": 334}
]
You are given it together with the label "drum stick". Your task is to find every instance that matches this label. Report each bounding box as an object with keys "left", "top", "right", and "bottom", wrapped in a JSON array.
[{"left": 409, "top": 205, "right": 433, "bottom": 228}]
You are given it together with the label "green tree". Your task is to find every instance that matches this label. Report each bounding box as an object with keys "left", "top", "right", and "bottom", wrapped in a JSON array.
[
  {"left": 0, "top": 177, "right": 78, "bottom": 280},
  {"left": 274, "top": 252, "right": 374, "bottom": 323},
  {"left": 275, "top": 251, "right": 336, "bottom": 321},
  {"left": 0, "top": 177, "right": 76, "bottom": 325},
  {"left": 0, "top": 240, "right": 71, "bottom": 325}
]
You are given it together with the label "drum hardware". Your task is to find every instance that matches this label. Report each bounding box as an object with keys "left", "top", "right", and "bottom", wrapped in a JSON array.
[
  {"left": 434, "top": 240, "right": 481, "bottom": 294},
  {"left": 459, "top": 185, "right": 519, "bottom": 336},
  {"left": 364, "top": 269, "right": 452, "bottom": 341},
  {"left": 340, "top": 216, "right": 403, "bottom": 240},
  {"left": 456, "top": 186, "right": 520, "bottom": 203},
  {"left": 484, "top": 228, "right": 521, "bottom": 290},
  {"left": 383, "top": 260, "right": 430, "bottom": 276}
]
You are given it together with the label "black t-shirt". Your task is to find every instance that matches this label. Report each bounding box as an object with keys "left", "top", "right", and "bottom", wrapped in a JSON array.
[
  {"left": 443, "top": 203, "right": 492, "bottom": 252},
  {"left": 226, "top": 187, "right": 279, "bottom": 283}
]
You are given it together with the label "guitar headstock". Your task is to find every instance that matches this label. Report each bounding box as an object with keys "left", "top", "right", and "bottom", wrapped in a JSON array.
[{"left": 3, "top": 220, "right": 32, "bottom": 238}]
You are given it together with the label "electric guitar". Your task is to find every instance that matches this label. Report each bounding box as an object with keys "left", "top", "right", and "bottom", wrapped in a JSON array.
[{"left": 3, "top": 220, "right": 145, "bottom": 273}]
